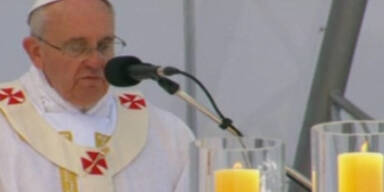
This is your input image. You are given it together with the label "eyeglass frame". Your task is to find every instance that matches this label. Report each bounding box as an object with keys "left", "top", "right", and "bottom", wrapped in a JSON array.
[{"left": 32, "top": 34, "right": 127, "bottom": 58}]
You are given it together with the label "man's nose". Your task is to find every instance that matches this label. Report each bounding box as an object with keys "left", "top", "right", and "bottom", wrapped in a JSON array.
[{"left": 83, "top": 49, "right": 107, "bottom": 69}]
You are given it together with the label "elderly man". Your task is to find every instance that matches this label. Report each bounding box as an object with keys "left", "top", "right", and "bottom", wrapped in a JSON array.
[{"left": 0, "top": 0, "right": 193, "bottom": 191}]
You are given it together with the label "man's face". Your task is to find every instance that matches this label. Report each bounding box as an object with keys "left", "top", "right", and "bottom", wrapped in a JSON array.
[{"left": 34, "top": 0, "right": 115, "bottom": 109}]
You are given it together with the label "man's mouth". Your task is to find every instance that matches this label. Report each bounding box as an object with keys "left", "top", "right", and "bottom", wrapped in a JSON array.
[
  {"left": 82, "top": 73, "right": 105, "bottom": 78},
  {"left": 84, "top": 76, "right": 101, "bottom": 79}
]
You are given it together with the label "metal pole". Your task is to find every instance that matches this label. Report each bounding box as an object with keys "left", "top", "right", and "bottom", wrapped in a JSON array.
[
  {"left": 183, "top": 0, "right": 198, "bottom": 134},
  {"left": 330, "top": 91, "right": 373, "bottom": 120},
  {"left": 290, "top": 0, "right": 368, "bottom": 191}
]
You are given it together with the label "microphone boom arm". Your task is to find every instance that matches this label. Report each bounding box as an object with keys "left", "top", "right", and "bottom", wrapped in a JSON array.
[
  {"left": 156, "top": 76, "right": 312, "bottom": 191},
  {"left": 175, "top": 90, "right": 241, "bottom": 137}
]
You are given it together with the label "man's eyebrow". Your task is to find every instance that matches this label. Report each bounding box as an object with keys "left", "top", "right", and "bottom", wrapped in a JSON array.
[
  {"left": 62, "top": 36, "right": 115, "bottom": 45},
  {"left": 99, "top": 36, "right": 115, "bottom": 42},
  {"left": 62, "top": 37, "right": 88, "bottom": 46}
]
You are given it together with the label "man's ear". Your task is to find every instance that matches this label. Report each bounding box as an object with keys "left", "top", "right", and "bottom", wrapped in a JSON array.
[{"left": 23, "top": 36, "right": 44, "bottom": 69}]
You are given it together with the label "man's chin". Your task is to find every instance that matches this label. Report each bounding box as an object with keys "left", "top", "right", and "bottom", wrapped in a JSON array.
[
  {"left": 78, "top": 78, "right": 109, "bottom": 88},
  {"left": 73, "top": 88, "right": 108, "bottom": 110}
]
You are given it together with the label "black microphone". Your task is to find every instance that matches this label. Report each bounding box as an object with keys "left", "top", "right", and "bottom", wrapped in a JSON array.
[{"left": 104, "top": 56, "right": 180, "bottom": 87}]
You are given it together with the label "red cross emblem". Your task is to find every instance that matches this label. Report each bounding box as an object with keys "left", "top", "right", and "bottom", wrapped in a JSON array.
[
  {"left": 0, "top": 88, "right": 25, "bottom": 105},
  {"left": 119, "top": 93, "right": 146, "bottom": 110},
  {"left": 81, "top": 151, "right": 108, "bottom": 175}
]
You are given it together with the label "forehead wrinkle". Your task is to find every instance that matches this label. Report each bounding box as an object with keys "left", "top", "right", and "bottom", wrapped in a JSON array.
[{"left": 42, "top": 0, "right": 114, "bottom": 38}]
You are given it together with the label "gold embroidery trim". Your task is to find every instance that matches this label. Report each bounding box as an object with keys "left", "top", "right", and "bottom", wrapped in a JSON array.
[
  {"left": 59, "top": 131, "right": 79, "bottom": 192},
  {"left": 95, "top": 132, "right": 111, "bottom": 148}
]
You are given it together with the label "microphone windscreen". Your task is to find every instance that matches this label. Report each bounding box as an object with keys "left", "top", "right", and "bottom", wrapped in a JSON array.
[{"left": 104, "top": 56, "right": 142, "bottom": 87}]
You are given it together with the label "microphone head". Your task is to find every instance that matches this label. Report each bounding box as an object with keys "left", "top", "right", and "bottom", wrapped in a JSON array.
[{"left": 105, "top": 56, "right": 142, "bottom": 87}]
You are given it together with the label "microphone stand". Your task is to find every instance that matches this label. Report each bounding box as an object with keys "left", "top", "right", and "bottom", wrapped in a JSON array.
[
  {"left": 155, "top": 77, "right": 313, "bottom": 191},
  {"left": 175, "top": 90, "right": 240, "bottom": 137}
]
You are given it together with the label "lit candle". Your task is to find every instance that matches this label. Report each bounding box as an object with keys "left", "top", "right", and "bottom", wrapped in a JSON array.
[
  {"left": 215, "top": 162, "right": 260, "bottom": 192},
  {"left": 338, "top": 141, "right": 383, "bottom": 192}
]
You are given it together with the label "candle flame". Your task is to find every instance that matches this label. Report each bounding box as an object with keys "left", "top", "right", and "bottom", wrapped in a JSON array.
[
  {"left": 360, "top": 141, "right": 368, "bottom": 152},
  {"left": 233, "top": 162, "right": 243, "bottom": 169}
]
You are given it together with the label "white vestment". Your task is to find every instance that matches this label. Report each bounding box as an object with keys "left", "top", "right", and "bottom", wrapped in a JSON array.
[{"left": 0, "top": 67, "right": 194, "bottom": 192}]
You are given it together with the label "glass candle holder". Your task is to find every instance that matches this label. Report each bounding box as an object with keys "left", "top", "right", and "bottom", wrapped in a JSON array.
[
  {"left": 189, "top": 137, "right": 285, "bottom": 192},
  {"left": 311, "top": 120, "right": 384, "bottom": 192}
]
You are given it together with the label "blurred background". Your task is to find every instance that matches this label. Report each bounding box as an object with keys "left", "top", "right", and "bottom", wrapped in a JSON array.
[{"left": 2, "top": 0, "right": 384, "bottom": 189}]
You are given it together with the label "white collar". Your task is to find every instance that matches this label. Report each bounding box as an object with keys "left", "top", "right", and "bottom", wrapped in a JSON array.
[{"left": 20, "top": 66, "right": 113, "bottom": 118}]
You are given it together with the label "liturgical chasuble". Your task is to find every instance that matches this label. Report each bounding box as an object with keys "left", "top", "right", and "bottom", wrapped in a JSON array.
[{"left": 0, "top": 77, "right": 193, "bottom": 191}]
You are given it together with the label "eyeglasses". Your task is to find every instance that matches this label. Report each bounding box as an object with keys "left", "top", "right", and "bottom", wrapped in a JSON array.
[{"left": 33, "top": 34, "right": 127, "bottom": 58}]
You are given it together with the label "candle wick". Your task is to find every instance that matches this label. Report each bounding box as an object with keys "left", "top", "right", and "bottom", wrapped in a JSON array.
[
  {"left": 233, "top": 162, "right": 243, "bottom": 169},
  {"left": 361, "top": 141, "right": 369, "bottom": 152}
]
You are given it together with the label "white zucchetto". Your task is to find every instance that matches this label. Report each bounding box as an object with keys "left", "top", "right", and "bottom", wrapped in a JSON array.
[
  {"left": 31, "top": 0, "right": 59, "bottom": 12},
  {"left": 28, "top": 0, "right": 111, "bottom": 24},
  {"left": 28, "top": 0, "right": 59, "bottom": 23}
]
